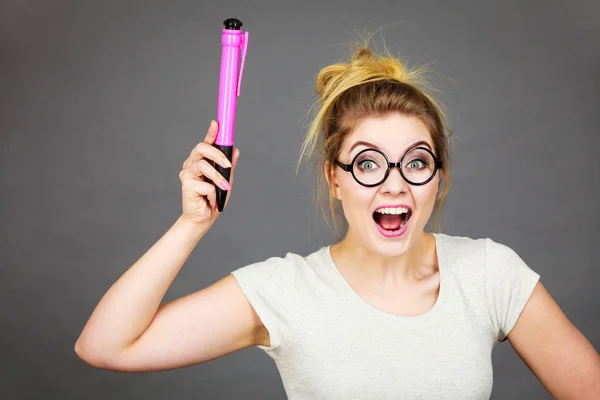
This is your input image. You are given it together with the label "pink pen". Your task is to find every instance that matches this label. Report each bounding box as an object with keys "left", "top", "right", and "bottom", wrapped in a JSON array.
[{"left": 214, "top": 17, "right": 248, "bottom": 212}]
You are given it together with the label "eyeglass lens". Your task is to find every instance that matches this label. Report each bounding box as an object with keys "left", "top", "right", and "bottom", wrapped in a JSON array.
[{"left": 353, "top": 148, "right": 436, "bottom": 185}]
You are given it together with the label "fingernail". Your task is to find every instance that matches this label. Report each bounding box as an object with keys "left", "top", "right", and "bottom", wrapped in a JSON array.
[
  {"left": 222, "top": 157, "right": 232, "bottom": 168},
  {"left": 221, "top": 180, "right": 231, "bottom": 190}
]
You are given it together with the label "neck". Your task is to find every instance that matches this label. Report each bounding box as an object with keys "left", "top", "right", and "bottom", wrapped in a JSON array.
[{"left": 331, "top": 229, "right": 437, "bottom": 285}]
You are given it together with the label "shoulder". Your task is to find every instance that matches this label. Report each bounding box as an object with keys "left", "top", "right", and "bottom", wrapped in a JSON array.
[
  {"left": 435, "top": 232, "right": 530, "bottom": 270},
  {"left": 483, "top": 236, "right": 523, "bottom": 262},
  {"left": 230, "top": 251, "right": 302, "bottom": 285},
  {"left": 231, "top": 247, "right": 322, "bottom": 276},
  {"left": 434, "top": 232, "right": 487, "bottom": 262},
  {"left": 230, "top": 247, "right": 327, "bottom": 291}
]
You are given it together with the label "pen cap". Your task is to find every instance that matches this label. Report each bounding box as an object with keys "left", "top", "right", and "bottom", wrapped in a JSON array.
[{"left": 224, "top": 18, "right": 242, "bottom": 30}]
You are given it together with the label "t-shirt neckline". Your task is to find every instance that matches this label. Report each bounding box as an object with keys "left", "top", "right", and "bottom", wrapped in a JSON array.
[{"left": 322, "top": 233, "right": 447, "bottom": 323}]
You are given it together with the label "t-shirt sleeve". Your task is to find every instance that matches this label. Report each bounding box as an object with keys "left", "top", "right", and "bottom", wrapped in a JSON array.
[
  {"left": 230, "top": 252, "right": 298, "bottom": 357},
  {"left": 484, "top": 238, "right": 541, "bottom": 342}
]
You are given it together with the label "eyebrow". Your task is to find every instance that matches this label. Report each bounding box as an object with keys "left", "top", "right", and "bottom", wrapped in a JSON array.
[{"left": 349, "top": 140, "right": 433, "bottom": 154}]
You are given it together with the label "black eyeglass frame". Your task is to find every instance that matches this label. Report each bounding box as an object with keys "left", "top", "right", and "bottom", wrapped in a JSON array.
[{"left": 334, "top": 146, "right": 443, "bottom": 187}]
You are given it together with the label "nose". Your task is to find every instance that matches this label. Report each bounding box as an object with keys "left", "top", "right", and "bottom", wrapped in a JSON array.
[{"left": 379, "top": 166, "right": 409, "bottom": 195}]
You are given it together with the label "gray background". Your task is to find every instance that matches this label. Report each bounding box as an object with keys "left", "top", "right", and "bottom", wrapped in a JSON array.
[{"left": 1, "top": 0, "right": 598, "bottom": 399}]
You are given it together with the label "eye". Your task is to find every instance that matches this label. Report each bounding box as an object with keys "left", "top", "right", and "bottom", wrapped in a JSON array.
[
  {"left": 357, "top": 159, "right": 379, "bottom": 171},
  {"left": 406, "top": 159, "right": 428, "bottom": 169}
]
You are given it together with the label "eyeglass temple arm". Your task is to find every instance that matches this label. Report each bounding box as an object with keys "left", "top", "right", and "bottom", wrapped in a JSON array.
[{"left": 334, "top": 160, "right": 352, "bottom": 171}]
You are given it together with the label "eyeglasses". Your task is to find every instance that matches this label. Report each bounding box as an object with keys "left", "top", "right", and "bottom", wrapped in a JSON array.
[{"left": 334, "top": 147, "right": 443, "bottom": 187}]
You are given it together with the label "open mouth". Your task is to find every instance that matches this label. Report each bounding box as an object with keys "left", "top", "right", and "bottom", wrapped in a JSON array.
[{"left": 373, "top": 206, "right": 412, "bottom": 232}]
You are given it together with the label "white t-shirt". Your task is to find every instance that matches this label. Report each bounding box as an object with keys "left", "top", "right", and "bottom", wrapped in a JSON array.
[{"left": 230, "top": 233, "right": 540, "bottom": 399}]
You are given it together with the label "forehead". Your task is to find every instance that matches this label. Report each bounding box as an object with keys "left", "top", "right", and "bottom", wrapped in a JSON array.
[{"left": 342, "top": 113, "right": 432, "bottom": 158}]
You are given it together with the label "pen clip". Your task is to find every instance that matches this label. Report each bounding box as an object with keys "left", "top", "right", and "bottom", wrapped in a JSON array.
[{"left": 237, "top": 31, "right": 249, "bottom": 97}]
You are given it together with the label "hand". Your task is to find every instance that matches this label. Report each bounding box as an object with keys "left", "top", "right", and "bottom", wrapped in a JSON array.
[{"left": 178, "top": 120, "right": 240, "bottom": 225}]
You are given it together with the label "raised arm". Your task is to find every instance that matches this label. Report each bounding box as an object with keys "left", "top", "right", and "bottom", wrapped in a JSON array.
[{"left": 74, "top": 121, "right": 267, "bottom": 372}]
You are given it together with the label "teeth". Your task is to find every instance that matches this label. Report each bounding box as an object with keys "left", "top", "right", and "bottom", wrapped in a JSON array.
[{"left": 374, "top": 206, "right": 411, "bottom": 215}]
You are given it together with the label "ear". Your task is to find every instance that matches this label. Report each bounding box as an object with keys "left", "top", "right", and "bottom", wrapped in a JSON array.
[{"left": 324, "top": 161, "right": 342, "bottom": 201}]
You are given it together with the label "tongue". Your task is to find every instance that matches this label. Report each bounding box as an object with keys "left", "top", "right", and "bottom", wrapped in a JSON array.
[{"left": 378, "top": 214, "right": 402, "bottom": 231}]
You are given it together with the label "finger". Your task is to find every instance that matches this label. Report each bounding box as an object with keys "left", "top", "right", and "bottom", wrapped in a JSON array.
[
  {"left": 182, "top": 179, "right": 217, "bottom": 209},
  {"left": 182, "top": 179, "right": 214, "bottom": 197},
  {"left": 203, "top": 120, "right": 219, "bottom": 144},
  {"left": 185, "top": 142, "right": 232, "bottom": 170},
  {"left": 179, "top": 160, "right": 213, "bottom": 184},
  {"left": 181, "top": 120, "right": 219, "bottom": 170},
  {"left": 179, "top": 160, "right": 210, "bottom": 182},
  {"left": 191, "top": 159, "right": 231, "bottom": 190}
]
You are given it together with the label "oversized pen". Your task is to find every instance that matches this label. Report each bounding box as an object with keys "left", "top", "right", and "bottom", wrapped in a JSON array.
[{"left": 214, "top": 17, "right": 248, "bottom": 212}]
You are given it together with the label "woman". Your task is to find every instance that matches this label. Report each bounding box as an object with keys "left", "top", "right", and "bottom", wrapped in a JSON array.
[{"left": 74, "top": 44, "right": 600, "bottom": 399}]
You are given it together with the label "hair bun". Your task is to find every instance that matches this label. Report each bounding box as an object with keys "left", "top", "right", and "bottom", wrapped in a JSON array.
[
  {"left": 315, "top": 64, "right": 346, "bottom": 98},
  {"left": 351, "top": 47, "right": 373, "bottom": 64},
  {"left": 315, "top": 45, "right": 409, "bottom": 101},
  {"left": 351, "top": 46, "right": 407, "bottom": 82}
]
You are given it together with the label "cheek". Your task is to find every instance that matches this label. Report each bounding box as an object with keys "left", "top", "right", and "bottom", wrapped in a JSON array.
[
  {"left": 414, "top": 180, "right": 439, "bottom": 207},
  {"left": 337, "top": 178, "right": 375, "bottom": 214}
]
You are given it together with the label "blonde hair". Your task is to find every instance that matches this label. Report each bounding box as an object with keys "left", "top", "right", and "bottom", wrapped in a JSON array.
[{"left": 297, "top": 36, "right": 453, "bottom": 238}]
